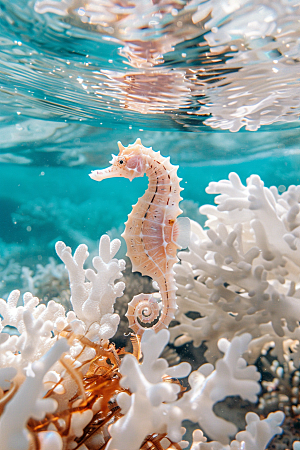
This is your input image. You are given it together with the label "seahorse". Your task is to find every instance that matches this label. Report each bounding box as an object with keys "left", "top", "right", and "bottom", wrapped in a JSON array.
[{"left": 89, "top": 138, "right": 190, "bottom": 334}]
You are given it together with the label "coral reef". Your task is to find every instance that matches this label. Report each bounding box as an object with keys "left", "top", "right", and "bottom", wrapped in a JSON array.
[
  {"left": 172, "top": 173, "right": 300, "bottom": 364},
  {"left": 108, "top": 330, "right": 263, "bottom": 449},
  {"left": 0, "top": 235, "right": 126, "bottom": 450},
  {"left": 2, "top": 171, "right": 300, "bottom": 449}
]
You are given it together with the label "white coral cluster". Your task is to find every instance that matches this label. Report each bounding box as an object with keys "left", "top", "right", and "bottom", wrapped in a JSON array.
[
  {"left": 55, "top": 234, "right": 125, "bottom": 341},
  {"left": 0, "top": 235, "right": 125, "bottom": 450},
  {"left": 0, "top": 174, "right": 293, "bottom": 449},
  {"left": 172, "top": 172, "right": 300, "bottom": 367},
  {"left": 189, "top": 410, "right": 285, "bottom": 450},
  {"left": 0, "top": 338, "right": 70, "bottom": 450},
  {"left": 108, "top": 329, "right": 283, "bottom": 450}
]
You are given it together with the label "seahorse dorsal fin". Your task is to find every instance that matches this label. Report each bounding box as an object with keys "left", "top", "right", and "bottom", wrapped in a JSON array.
[{"left": 172, "top": 217, "right": 190, "bottom": 249}]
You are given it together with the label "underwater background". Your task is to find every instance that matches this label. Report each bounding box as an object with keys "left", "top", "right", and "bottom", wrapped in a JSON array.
[
  {"left": 1, "top": 1, "right": 300, "bottom": 448},
  {"left": 1, "top": 0, "right": 300, "bottom": 299}
]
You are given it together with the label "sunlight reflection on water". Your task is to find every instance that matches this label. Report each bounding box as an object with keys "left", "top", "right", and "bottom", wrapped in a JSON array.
[{"left": 0, "top": 0, "right": 300, "bottom": 137}]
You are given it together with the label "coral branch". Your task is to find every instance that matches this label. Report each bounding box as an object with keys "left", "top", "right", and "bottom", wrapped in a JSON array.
[
  {"left": 172, "top": 173, "right": 300, "bottom": 365},
  {"left": 107, "top": 330, "right": 262, "bottom": 449},
  {"left": 56, "top": 235, "right": 125, "bottom": 341},
  {"left": 0, "top": 338, "right": 69, "bottom": 450}
]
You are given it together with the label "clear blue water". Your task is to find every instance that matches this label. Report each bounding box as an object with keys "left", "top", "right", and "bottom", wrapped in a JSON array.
[
  {"left": 1, "top": 3, "right": 300, "bottom": 449},
  {"left": 1, "top": 145, "right": 300, "bottom": 297},
  {"left": 1, "top": 0, "right": 300, "bottom": 297}
]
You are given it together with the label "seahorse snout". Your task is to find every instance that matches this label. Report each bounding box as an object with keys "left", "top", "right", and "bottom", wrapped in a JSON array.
[{"left": 89, "top": 167, "right": 117, "bottom": 181}]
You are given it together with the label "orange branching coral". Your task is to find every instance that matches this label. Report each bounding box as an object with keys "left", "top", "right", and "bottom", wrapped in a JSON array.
[
  {"left": 140, "top": 433, "right": 183, "bottom": 450},
  {"left": 26, "top": 332, "right": 127, "bottom": 449},
  {"left": 23, "top": 331, "right": 184, "bottom": 450}
]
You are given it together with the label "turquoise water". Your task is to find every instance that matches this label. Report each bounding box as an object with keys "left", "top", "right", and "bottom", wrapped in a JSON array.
[
  {"left": 1, "top": 0, "right": 300, "bottom": 294},
  {"left": 1, "top": 2, "right": 300, "bottom": 449},
  {"left": 1, "top": 139, "right": 300, "bottom": 299}
]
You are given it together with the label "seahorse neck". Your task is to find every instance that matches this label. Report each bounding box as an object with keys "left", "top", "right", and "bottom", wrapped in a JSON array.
[{"left": 144, "top": 152, "right": 171, "bottom": 188}]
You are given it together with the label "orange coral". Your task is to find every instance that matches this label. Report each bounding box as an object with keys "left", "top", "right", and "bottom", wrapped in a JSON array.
[{"left": 17, "top": 330, "right": 183, "bottom": 450}]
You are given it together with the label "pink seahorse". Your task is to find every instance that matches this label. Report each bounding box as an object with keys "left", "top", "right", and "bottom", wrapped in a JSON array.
[{"left": 89, "top": 138, "right": 190, "bottom": 334}]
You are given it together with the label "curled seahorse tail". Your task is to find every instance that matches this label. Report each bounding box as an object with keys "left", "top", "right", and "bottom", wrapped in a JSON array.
[
  {"left": 126, "top": 293, "right": 160, "bottom": 335},
  {"left": 126, "top": 276, "right": 177, "bottom": 334}
]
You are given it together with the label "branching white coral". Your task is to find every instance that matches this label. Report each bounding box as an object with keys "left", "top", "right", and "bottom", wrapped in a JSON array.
[
  {"left": 0, "top": 290, "right": 66, "bottom": 370},
  {"left": 189, "top": 410, "right": 284, "bottom": 450},
  {"left": 0, "top": 235, "right": 124, "bottom": 365},
  {"left": 107, "top": 329, "right": 190, "bottom": 450},
  {"left": 56, "top": 234, "right": 125, "bottom": 341},
  {"left": 107, "top": 330, "right": 262, "bottom": 449},
  {"left": 172, "top": 172, "right": 300, "bottom": 367},
  {"left": 0, "top": 338, "right": 69, "bottom": 450},
  {"left": 0, "top": 222, "right": 288, "bottom": 449},
  {"left": 0, "top": 234, "right": 127, "bottom": 450},
  {"left": 176, "top": 333, "right": 261, "bottom": 443}
]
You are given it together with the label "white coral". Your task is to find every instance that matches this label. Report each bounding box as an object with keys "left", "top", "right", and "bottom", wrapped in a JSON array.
[
  {"left": 176, "top": 333, "right": 260, "bottom": 443},
  {"left": 107, "top": 330, "right": 262, "bottom": 449},
  {"left": 172, "top": 173, "right": 300, "bottom": 366},
  {"left": 0, "top": 290, "right": 65, "bottom": 370},
  {"left": 0, "top": 338, "right": 69, "bottom": 450},
  {"left": 55, "top": 234, "right": 125, "bottom": 341},
  {"left": 190, "top": 411, "right": 284, "bottom": 450},
  {"left": 0, "top": 235, "right": 126, "bottom": 449},
  {"left": 107, "top": 329, "right": 191, "bottom": 450},
  {"left": 0, "top": 224, "right": 288, "bottom": 449}
]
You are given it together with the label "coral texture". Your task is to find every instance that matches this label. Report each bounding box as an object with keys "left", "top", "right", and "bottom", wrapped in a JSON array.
[
  {"left": 108, "top": 330, "right": 262, "bottom": 449},
  {"left": 0, "top": 235, "right": 126, "bottom": 449},
  {"left": 0, "top": 338, "right": 69, "bottom": 450},
  {"left": 55, "top": 234, "right": 125, "bottom": 341},
  {"left": 189, "top": 410, "right": 285, "bottom": 450},
  {"left": 171, "top": 172, "right": 300, "bottom": 367},
  {"left": 1, "top": 171, "right": 296, "bottom": 449}
]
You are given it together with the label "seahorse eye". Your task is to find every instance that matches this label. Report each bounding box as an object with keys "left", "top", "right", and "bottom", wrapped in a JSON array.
[{"left": 117, "top": 158, "right": 127, "bottom": 166}]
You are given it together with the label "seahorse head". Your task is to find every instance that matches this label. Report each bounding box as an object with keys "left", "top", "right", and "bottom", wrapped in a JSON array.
[{"left": 89, "top": 138, "right": 147, "bottom": 182}]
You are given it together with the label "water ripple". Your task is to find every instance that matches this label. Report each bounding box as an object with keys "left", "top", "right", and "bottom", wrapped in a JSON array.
[
  {"left": 1, "top": 116, "right": 300, "bottom": 167},
  {"left": 0, "top": 0, "right": 300, "bottom": 132}
]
